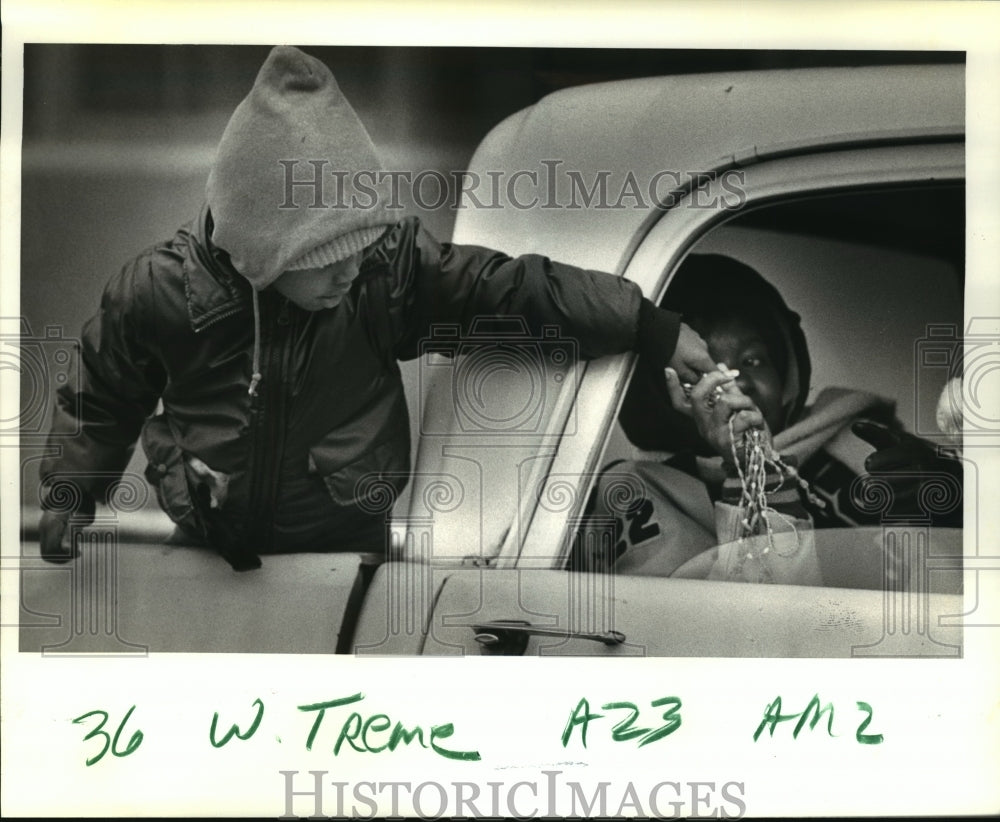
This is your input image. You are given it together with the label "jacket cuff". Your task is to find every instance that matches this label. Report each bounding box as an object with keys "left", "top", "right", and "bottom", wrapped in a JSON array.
[{"left": 636, "top": 298, "right": 681, "bottom": 370}]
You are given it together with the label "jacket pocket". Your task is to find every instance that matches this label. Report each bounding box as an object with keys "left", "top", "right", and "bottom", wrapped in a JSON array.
[
  {"left": 141, "top": 415, "right": 202, "bottom": 536},
  {"left": 308, "top": 429, "right": 410, "bottom": 509}
]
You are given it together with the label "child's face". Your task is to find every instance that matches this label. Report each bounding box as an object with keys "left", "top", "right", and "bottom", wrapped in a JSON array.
[
  {"left": 703, "top": 316, "right": 786, "bottom": 433},
  {"left": 272, "top": 253, "right": 362, "bottom": 311}
]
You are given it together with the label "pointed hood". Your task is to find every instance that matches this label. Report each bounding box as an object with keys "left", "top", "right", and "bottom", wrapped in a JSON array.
[{"left": 206, "top": 46, "right": 393, "bottom": 290}]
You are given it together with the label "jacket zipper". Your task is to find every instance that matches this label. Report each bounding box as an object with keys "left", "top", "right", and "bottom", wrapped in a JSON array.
[
  {"left": 195, "top": 304, "right": 245, "bottom": 332},
  {"left": 246, "top": 295, "right": 292, "bottom": 557}
]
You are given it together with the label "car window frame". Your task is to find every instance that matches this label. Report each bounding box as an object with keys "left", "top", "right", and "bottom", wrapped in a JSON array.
[{"left": 510, "top": 140, "right": 965, "bottom": 569}]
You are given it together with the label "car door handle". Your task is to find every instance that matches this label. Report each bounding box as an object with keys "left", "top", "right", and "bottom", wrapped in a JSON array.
[{"left": 468, "top": 619, "right": 625, "bottom": 655}]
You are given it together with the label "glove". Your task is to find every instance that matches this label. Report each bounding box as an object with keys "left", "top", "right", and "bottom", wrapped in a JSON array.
[
  {"left": 852, "top": 420, "right": 962, "bottom": 527},
  {"left": 38, "top": 482, "right": 96, "bottom": 564}
]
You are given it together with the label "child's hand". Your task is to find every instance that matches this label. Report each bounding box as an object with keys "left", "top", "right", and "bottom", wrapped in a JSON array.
[
  {"left": 665, "top": 365, "right": 771, "bottom": 464},
  {"left": 38, "top": 484, "right": 95, "bottom": 564},
  {"left": 39, "top": 511, "right": 82, "bottom": 563},
  {"left": 667, "top": 322, "right": 717, "bottom": 384}
]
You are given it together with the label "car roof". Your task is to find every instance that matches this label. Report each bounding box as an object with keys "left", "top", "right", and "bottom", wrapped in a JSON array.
[{"left": 453, "top": 64, "right": 964, "bottom": 273}]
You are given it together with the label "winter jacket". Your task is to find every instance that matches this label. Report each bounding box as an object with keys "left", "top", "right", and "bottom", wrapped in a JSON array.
[{"left": 40, "top": 205, "right": 680, "bottom": 570}]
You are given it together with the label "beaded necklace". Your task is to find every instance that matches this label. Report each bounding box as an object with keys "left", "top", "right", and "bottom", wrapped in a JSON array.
[{"left": 726, "top": 417, "right": 826, "bottom": 582}]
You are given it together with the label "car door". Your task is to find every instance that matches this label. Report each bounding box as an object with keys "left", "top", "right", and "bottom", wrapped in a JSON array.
[{"left": 352, "top": 137, "right": 967, "bottom": 657}]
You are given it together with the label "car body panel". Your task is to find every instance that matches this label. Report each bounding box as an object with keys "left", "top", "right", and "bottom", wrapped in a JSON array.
[
  {"left": 355, "top": 527, "right": 963, "bottom": 657},
  {"left": 19, "top": 540, "right": 368, "bottom": 654},
  {"left": 451, "top": 65, "right": 963, "bottom": 271}
]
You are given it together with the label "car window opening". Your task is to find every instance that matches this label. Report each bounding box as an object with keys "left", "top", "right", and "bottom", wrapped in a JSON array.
[{"left": 571, "top": 183, "right": 965, "bottom": 592}]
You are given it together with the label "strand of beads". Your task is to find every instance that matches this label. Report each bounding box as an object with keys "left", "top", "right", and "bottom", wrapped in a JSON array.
[
  {"left": 726, "top": 417, "right": 827, "bottom": 582},
  {"left": 728, "top": 420, "right": 774, "bottom": 581}
]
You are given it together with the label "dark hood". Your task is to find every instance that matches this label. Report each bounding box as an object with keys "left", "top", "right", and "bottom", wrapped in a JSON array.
[{"left": 619, "top": 253, "right": 812, "bottom": 454}]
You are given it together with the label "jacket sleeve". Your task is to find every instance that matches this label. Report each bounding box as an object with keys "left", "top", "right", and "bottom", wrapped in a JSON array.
[
  {"left": 377, "top": 218, "right": 680, "bottom": 365},
  {"left": 38, "top": 254, "right": 167, "bottom": 511}
]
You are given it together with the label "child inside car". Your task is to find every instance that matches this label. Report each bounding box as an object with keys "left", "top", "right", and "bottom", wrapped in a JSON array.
[{"left": 573, "top": 253, "right": 963, "bottom": 582}]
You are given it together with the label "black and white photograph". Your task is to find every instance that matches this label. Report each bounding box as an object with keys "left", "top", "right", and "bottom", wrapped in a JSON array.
[
  {"left": 13, "top": 44, "right": 969, "bottom": 656},
  {"left": 3, "top": 1, "right": 999, "bottom": 818}
]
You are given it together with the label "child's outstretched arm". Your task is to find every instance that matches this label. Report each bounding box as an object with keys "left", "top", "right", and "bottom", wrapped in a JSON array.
[{"left": 380, "top": 217, "right": 716, "bottom": 380}]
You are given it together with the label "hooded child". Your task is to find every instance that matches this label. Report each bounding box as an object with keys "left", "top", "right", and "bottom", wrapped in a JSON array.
[{"left": 38, "top": 46, "right": 717, "bottom": 570}]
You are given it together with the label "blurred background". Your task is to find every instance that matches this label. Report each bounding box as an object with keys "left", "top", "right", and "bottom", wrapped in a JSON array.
[{"left": 19, "top": 45, "right": 963, "bottom": 519}]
